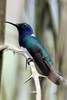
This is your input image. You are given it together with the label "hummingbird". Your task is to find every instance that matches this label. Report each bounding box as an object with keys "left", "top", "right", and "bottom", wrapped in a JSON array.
[{"left": 6, "top": 21, "right": 64, "bottom": 85}]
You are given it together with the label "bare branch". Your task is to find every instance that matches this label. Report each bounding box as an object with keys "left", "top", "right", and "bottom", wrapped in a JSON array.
[{"left": 0, "top": 44, "right": 47, "bottom": 100}]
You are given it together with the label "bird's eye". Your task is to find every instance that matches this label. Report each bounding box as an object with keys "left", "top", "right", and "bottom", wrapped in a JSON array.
[{"left": 23, "top": 24, "right": 27, "bottom": 28}]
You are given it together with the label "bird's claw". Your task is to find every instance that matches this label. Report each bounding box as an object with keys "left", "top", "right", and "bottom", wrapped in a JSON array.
[
  {"left": 25, "top": 58, "right": 34, "bottom": 70},
  {"left": 27, "top": 58, "right": 34, "bottom": 65},
  {"left": 25, "top": 59, "right": 28, "bottom": 70}
]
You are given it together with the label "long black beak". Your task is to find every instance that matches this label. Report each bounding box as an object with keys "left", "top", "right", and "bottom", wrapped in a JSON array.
[{"left": 5, "top": 21, "right": 18, "bottom": 28}]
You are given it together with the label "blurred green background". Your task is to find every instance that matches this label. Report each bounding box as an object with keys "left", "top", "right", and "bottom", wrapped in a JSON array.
[{"left": 0, "top": 0, "right": 67, "bottom": 100}]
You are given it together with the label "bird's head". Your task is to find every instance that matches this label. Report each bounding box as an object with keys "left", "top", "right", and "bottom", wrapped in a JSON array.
[{"left": 6, "top": 21, "right": 34, "bottom": 37}]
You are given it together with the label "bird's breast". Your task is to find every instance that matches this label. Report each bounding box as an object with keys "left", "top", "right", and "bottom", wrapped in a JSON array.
[{"left": 22, "top": 36, "right": 36, "bottom": 49}]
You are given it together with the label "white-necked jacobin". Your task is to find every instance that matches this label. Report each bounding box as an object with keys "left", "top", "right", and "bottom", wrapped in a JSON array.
[{"left": 6, "top": 21, "right": 64, "bottom": 85}]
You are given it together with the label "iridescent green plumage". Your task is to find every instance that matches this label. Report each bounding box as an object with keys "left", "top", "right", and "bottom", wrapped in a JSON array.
[{"left": 23, "top": 35, "right": 53, "bottom": 67}]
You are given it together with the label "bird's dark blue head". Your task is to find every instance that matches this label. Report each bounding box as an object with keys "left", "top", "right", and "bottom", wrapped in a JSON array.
[
  {"left": 5, "top": 21, "right": 34, "bottom": 38},
  {"left": 17, "top": 23, "right": 33, "bottom": 37}
]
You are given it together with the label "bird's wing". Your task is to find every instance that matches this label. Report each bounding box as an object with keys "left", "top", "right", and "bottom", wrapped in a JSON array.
[
  {"left": 29, "top": 44, "right": 63, "bottom": 85},
  {"left": 29, "top": 45, "right": 51, "bottom": 75},
  {"left": 30, "top": 36, "right": 54, "bottom": 68}
]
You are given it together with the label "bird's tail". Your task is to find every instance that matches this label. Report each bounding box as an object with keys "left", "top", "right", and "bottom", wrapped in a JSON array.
[{"left": 48, "top": 69, "right": 65, "bottom": 85}]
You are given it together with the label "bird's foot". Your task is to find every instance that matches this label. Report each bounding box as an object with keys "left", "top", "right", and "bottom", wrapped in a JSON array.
[
  {"left": 27, "top": 58, "right": 34, "bottom": 65},
  {"left": 25, "top": 58, "right": 34, "bottom": 70}
]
